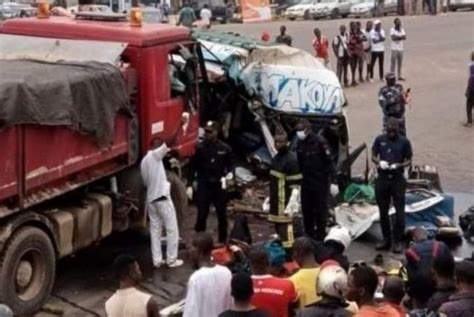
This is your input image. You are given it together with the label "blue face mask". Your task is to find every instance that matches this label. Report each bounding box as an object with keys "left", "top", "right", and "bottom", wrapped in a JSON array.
[{"left": 296, "top": 130, "right": 307, "bottom": 140}]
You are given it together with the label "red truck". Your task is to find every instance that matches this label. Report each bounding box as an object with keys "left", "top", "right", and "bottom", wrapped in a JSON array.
[{"left": 0, "top": 15, "right": 201, "bottom": 314}]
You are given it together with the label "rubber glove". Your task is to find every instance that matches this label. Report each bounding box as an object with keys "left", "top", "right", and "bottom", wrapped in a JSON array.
[
  {"left": 379, "top": 160, "right": 390, "bottom": 170},
  {"left": 262, "top": 197, "right": 270, "bottom": 213},
  {"left": 186, "top": 187, "right": 193, "bottom": 200},
  {"left": 284, "top": 187, "right": 300, "bottom": 217}
]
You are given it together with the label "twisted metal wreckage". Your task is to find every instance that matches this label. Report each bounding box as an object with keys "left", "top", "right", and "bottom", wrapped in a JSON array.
[{"left": 188, "top": 30, "right": 455, "bottom": 242}]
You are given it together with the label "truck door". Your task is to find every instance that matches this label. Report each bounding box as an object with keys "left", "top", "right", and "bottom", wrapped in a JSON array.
[{"left": 164, "top": 42, "right": 201, "bottom": 156}]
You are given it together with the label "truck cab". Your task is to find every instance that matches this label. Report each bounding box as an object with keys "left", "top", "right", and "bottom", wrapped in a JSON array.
[{"left": 0, "top": 15, "right": 200, "bottom": 314}]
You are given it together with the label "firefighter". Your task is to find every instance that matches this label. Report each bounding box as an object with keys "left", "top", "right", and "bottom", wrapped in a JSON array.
[
  {"left": 296, "top": 119, "right": 335, "bottom": 241},
  {"left": 378, "top": 72, "right": 407, "bottom": 135},
  {"left": 268, "top": 132, "right": 302, "bottom": 254},
  {"left": 189, "top": 121, "right": 234, "bottom": 243}
]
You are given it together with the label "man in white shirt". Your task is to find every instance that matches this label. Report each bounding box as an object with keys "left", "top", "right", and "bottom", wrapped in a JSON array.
[
  {"left": 105, "top": 254, "right": 160, "bottom": 317},
  {"left": 332, "top": 24, "right": 349, "bottom": 87},
  {"left": 390, "top": 18, "right": 407, "bottom": 81},
  {"left": 200, "top": 4, "right": 212, "bottom": 28},
  {"left": 369, "top": 19, "right": 386, "bottom": 82},
  {"left": 183, "top": 233, "right": 232, "bottom": 317},
  {"left": 140, "top": 122, "right": 185, "bottom": 269}
]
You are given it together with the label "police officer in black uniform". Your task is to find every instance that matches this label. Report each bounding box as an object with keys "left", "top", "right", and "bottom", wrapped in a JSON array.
[
  {"left": 269, "top": 133, "right": 302, "bottom": 253},
  {"left": 296, "top": 119, "right": 335, "bottom": 241},
  {"left": 189, "top": 121, "right": 233, "bottom": 243},
  {"left": 372, "top": 117, "right": 413, "bottom": 253},
  {"left": 378, "top": 72, "right": 407, "bottom": 135}
]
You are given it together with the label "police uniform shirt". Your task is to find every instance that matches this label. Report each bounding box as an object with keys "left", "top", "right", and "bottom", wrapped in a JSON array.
[
  {"left": 372, "top": 134, "right": 413, "bottom": 174},
  {"left": 190, "top": 140, "right": 233, "bottom": 184},
  {"left": 269, "top": 150, "right": 302, "bottom": 223},
  {"left": 296, "top": 132, "right": 335, "bottom": 189}
]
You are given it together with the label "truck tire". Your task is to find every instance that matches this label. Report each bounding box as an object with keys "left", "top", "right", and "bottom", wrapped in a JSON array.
[
  {"left": 0, "top": 227, "right": 56, "bottom": 315},
  {"left": 331, "top": 8, "right": 340, "bottom": 19}
]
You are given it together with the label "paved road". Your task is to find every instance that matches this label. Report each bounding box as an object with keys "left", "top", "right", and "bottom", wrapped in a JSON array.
[
  {"left": 37, "top": 12, "right": 474, "bottom": 317},
  {"left": 216, "top": 12, "right": 474, "bottom": 193}
]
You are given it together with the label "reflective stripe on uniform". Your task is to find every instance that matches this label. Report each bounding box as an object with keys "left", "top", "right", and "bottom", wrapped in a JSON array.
[
  {"left": 270, "top": 169, "right": 286, "bottom": 216},
  {"left": 286, "top": 174, "right": 303, "bottom": 181},
  {"left": 268, "top": 214, "right": 292, "bottom": 223}
]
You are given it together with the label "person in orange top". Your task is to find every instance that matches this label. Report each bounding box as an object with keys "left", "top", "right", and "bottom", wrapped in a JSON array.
[
  {"left": 346, "top": 266, "right": 400, "bottom": 317},
  {"left": 382, "top": 276, "right": 407, "bottom": 317}
]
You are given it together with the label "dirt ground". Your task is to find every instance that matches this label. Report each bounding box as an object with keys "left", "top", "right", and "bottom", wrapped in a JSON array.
[{"left": 36, "top": 11, "right": 474, "bottom": 317}]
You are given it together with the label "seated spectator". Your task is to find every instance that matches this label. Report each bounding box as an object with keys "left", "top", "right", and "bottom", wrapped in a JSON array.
[
  {"left": 105, "top": 254, "right": 159, "bottom": 317},
  {"left": 183, "top": 233, "right": 232, "bottom": 317},
  {"left": 347, "top": 266, "right": 399, "bottom": 317},
  {"left": 406, "top": 274, "right": 439, "bottom": 317},
  {"left": 297, "top": 263, "right": 351, "bottom": 317},
  {"left": 249, "top": 245, "right": 298, "bottom": 317},
  {"left": 382, "top": 276, "right": 406, "bottom": 317},
  {"left": 439, "top": 260, "right": 474, "bottom": 317},
  {"left": 290, "top": 237, "right": 321, "bottom": 308},
  {"left": 427, "top": 252, "right": 457, "bottom": 311},
  {"left": 219, "top": 273, "right": 269, "bottom": 317},
  {"left": 405, "top": 227, "right": 451, "bottom": 280}
]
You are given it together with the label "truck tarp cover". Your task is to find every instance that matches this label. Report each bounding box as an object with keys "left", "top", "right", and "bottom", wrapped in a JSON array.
[{"left": 0, "top": 59, "right": 130, "bottom": 146}]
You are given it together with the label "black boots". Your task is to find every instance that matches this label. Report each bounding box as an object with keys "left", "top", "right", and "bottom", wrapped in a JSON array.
[{"left": 376, "top": 240, "right": 392, "bottom": 251}]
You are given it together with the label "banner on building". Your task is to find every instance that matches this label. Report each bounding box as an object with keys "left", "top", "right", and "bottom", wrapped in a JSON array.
[{"left": 240, "top": 0, "right": 272, "bottom": 22}]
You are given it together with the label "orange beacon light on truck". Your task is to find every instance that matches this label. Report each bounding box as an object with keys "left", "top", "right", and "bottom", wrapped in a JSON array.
[
  {"left": 37, "top": 0, "right": 50, "bottom": 18},
  {"left": 130, "top": 7, "right": 143, "bottom": 27}
]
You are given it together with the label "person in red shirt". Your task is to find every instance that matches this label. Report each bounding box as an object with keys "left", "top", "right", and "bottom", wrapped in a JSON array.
[
  {"left": 249, "top": 246, "right": 299, "bottom": 317},
  {"left": 312, "top": 28, "right": 330, "bottom": 69}
]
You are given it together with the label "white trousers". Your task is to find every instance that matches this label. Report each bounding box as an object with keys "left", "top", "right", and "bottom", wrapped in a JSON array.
[{"left": 147, "top": 198, "right": 179, "bottom": 266}]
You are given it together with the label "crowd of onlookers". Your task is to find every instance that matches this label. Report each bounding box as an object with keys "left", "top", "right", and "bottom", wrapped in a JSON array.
[
  {"left": 104, "top": 227, "right": 474, "bottom": 317},
  {"left": 271, "top": 17, "right": 406, "bottom": 87},
  {"left": 270, "top": 20, "right": 473, "bottom": 127}
]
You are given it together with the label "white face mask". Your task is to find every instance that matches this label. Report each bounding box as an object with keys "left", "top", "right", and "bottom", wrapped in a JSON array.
[{"left": 296, "top": 130, "right": 307, "bottom": 140}]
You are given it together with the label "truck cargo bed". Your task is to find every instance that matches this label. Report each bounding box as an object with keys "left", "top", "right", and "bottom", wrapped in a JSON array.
[
  {"left": 0, "top": 59, "right": 131, "bottom": 146},
  {"left": 0, "top": 60, "right": 135, "bottom": 218}
]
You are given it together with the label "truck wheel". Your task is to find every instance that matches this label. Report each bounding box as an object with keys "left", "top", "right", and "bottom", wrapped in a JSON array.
[
  {"left": 331, "top": 8, "right": 340, "bottom": 19},
  {"left": 0, "top": 227, "right": 56, "bottom": 315}
]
